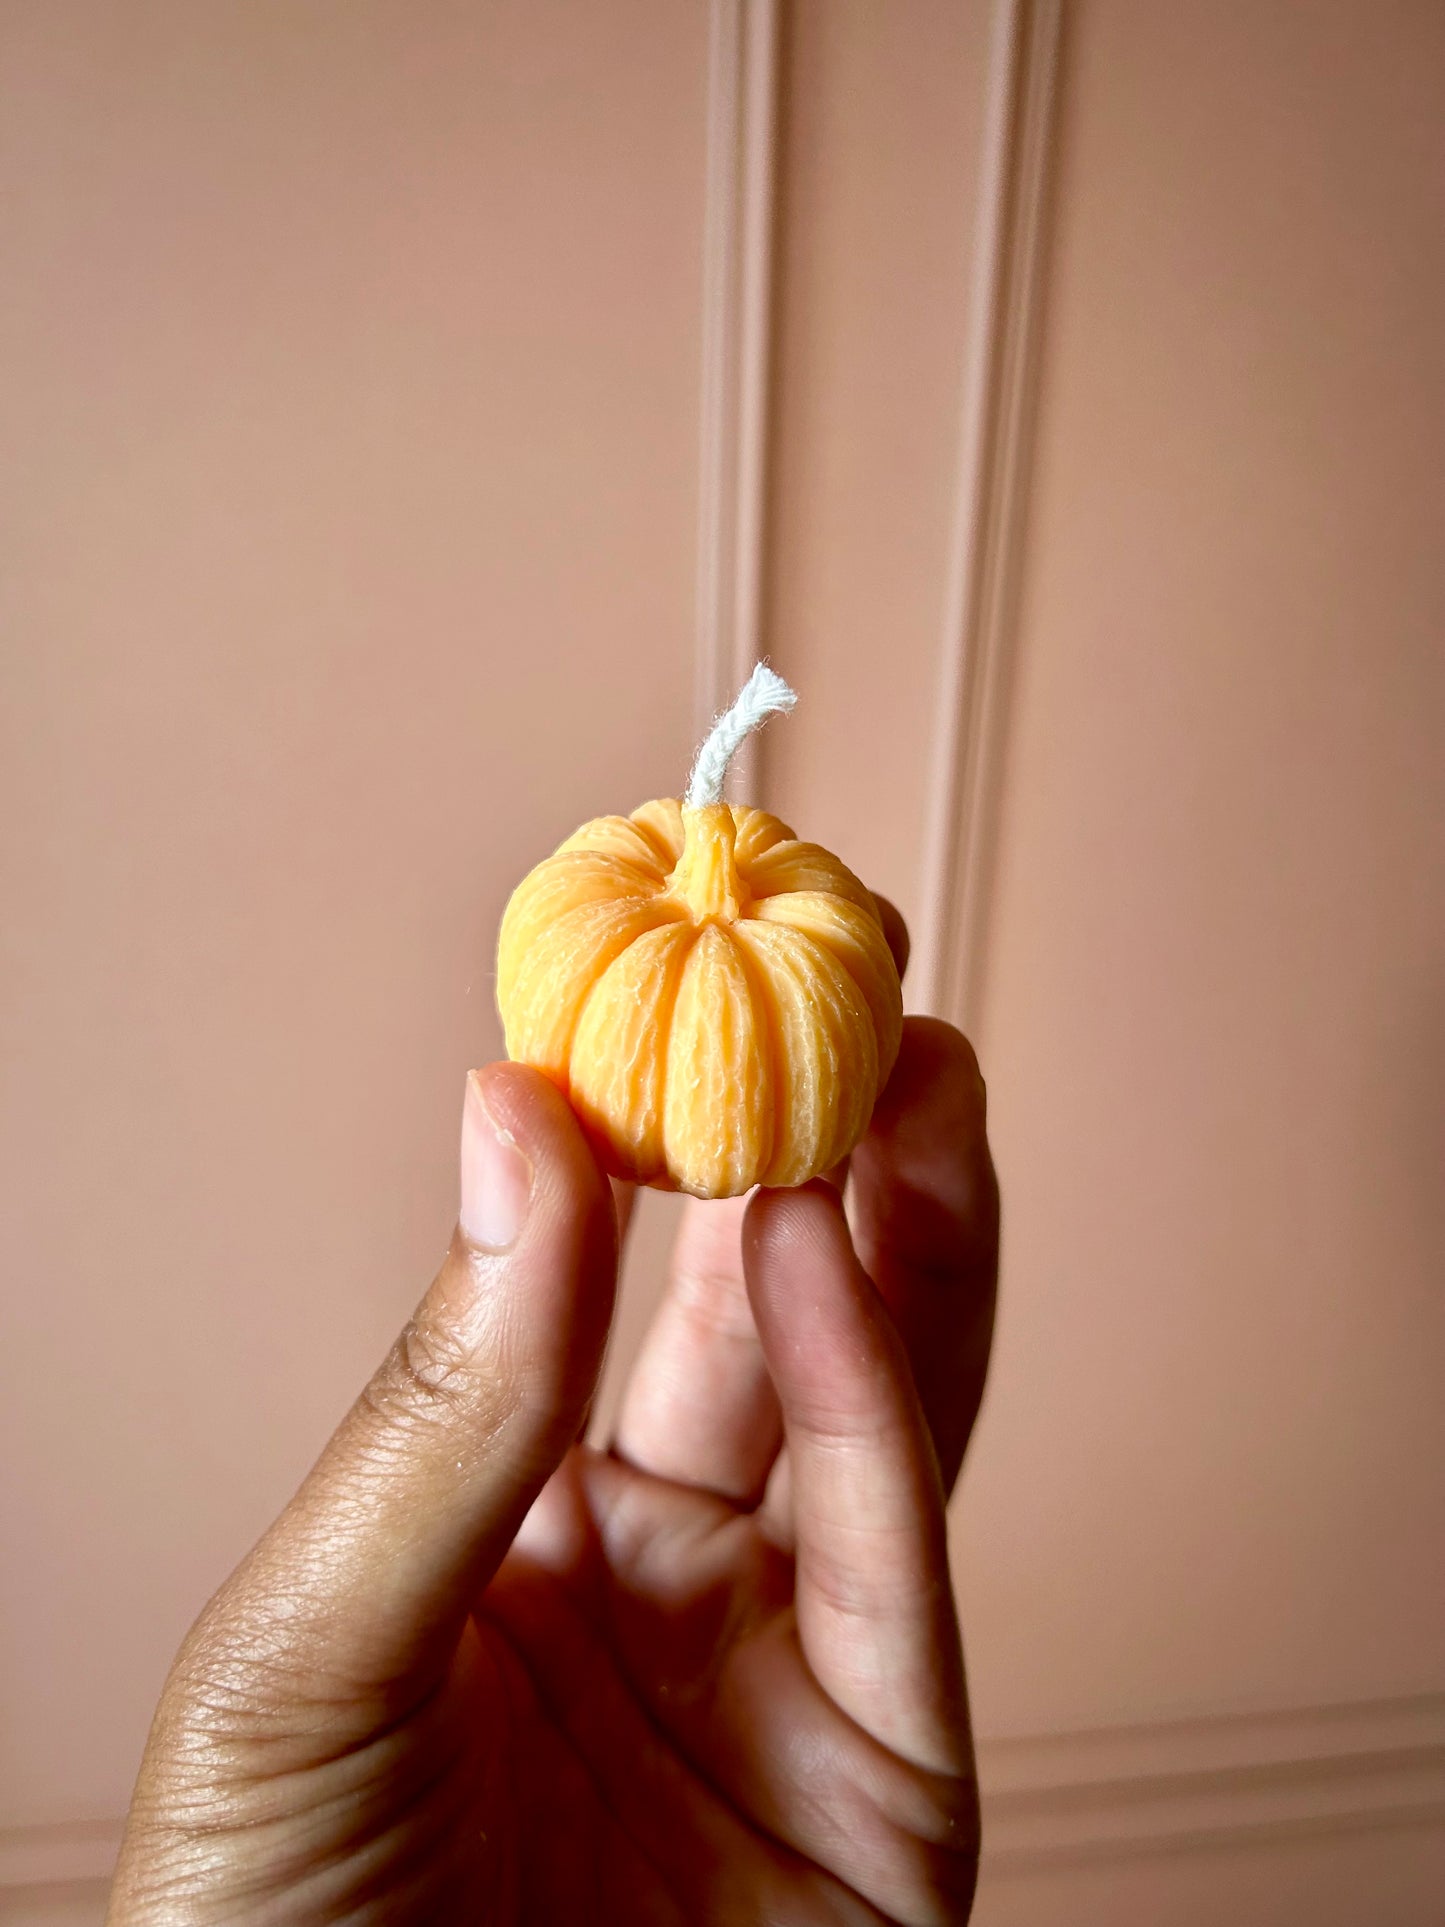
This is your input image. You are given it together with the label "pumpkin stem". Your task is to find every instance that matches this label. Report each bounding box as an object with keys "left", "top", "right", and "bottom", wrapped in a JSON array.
[
  {"left": 674, "top": 664, "right": 795, "bottom": 921},
  {"left": 673, "top": 803, "right": 745, "bottom": 922},
  {"left": 685, "top": 662, "right": 797, "bottom": 808}
]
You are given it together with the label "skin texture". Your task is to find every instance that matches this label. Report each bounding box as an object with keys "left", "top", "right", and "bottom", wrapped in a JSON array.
[{"left": 109, "top": 906, "right": 1000, "bottom": 1926}]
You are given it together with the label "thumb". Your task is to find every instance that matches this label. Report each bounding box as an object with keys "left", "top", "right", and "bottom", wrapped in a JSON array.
[{"left": 230, "top": 1062, "right": 617, "bottom": 1694}]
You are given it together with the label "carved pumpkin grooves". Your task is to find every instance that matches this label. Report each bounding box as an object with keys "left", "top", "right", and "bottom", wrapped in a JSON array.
[{"left": 497, "top": 793, "right": 902, "bottom": 1200}]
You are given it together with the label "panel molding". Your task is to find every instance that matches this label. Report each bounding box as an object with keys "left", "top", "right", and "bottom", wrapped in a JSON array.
[
  {"left": 915, "top": 0, "right": 1062, "bottom": 1026},
  {"left": 694, "top": 0, "right": 780, "bottom": 800}
]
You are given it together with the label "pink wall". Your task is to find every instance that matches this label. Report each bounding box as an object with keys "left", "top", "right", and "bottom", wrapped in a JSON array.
[
  {"left": 763, "top": 0, "right": 993, "bottom": 930},
  {"left": 0, "top": 0, "right": 710, "bottom": 1862},
  {"left": 968, "top": 0, "right": 1445, "bottom": 1721},
  {"left": 958, "top": 4, "right": 1445, "bottom": 1908},
  {"left": 2, "top": 2, "right": 1442, "bottom": 1919}
]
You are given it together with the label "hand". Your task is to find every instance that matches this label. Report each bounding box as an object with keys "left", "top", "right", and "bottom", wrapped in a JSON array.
[{"left": 110, "top": 911, "right": 999, "bottom": 1926}]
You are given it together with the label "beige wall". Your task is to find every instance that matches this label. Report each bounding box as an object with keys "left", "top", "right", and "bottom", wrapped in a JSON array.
[{"left": 2, "top": 2, "right": 1442, "bottom": 1920}]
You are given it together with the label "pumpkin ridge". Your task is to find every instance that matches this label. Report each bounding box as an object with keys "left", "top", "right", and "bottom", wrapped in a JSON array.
[
  {"left": 747, "top": 887, "right": 901, "bottom": 1083},
  {"left": 663, "top": 924, "right": 771, "bottom": 1197},
  {"left": 723, "top": 920, "right": 783, "bottom": 1186},
  {"left": 628, "top": 798, "right": 686, "bottom": 870},
  {"left": 556, "top": 815, "right": 674, "bottom": 879},
  {"left": 562, "top": 902, "right": 688, "bottom": 1072},
  {"left": 732, "top": 806, "right": 797, "bottom": 867},
  {"left": 741, "top": 839, "right": 876, "bottom": 914},
  {"left": 649, "top": 921, "right": 700, "bottom": 1183},
  {"left": 783, "top": 919, "right": 880, "bottom": 1167},
  {"left": 497, "top": 853, "right": 663, "bottom": 1006},
  {"left": 733, "top": 916, "right": 877, "bottom": 1180},
  {"left": 651, "top": 921, "right": 709, "bottom": 1187},
  {"left": 546, "top": 849, "right": 665, "bottom": 893},
  {"left": 757, "top": 905, "right": 864, "bottom": 1007},
  {"left": 507, "top": 896, "right": 667, "bottom": 1089},
  {"left": 567, "top": 918, "right": 695, "bottom": 1181},
  {"left": 766, "top": 895, "right": 895, "bottom": 1044}
]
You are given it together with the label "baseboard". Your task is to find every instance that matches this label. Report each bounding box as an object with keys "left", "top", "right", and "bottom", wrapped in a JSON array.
[
  {"left": 976, "top": 1691, "right": 1445, "bottom": 1872},
  {"left": 0, "top": 1818, "right": 122, "bottom": 1892}
]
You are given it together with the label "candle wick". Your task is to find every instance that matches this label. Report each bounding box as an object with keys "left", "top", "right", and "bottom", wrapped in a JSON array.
[{"left": 685, "top": 662, "right": 798, "bottom": 808}]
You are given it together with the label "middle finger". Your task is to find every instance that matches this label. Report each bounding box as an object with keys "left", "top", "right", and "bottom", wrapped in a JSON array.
[
  {"left": 849, "top": 1016, "right": 998, "bottom": 1494},
  {"left": 609, "top": 1191, "right": 781, "bottom": 1503}
]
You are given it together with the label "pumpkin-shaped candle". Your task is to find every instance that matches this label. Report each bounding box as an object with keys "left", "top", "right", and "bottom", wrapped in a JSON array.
[{"left": 496, "top": 667, "right": 902, "bottom": 1198}]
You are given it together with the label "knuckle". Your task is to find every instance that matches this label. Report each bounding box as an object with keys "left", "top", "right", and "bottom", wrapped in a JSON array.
[
  {"left": 912, "top": 1818, "right": 982, "bottom": 1924},
  {"left": 827, "top": 1725, "right": 980, "bottom": 1925},
  {"left": 907, "top": 1018, "right": 987, "bottom": 1118},
  {"left": 362, "top": 1309, "right": 515, "bottom": 1440},
  {"left": 934, "top": 1022, "right": 987, "bottom": 1116},
  {"left": 158, "top": 1584, "right": 335, "bottom": 1772},
  {"left": 803, "top": 1543, "right": 877, "bottom": 1624},
  {"left": 803, "top": 1521, "right": 938, "bottom": 1625},
  {"left": 397, "top": 1312, "right": 475, "bottom": 1410},
  {"left": 169, "top": 1629, "right": 291, "bottom": 1747},
  {"left": 883, "top": 1770, "right": 982, "bottom": 1924}
]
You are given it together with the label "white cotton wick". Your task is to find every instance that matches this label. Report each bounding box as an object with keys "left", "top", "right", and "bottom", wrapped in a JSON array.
[{"left": 685, "top": 663, "right": 798, "bottom": 808}]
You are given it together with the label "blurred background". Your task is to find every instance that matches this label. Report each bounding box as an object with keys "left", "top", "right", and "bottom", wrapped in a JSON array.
[{"left": 2, "top": 2, "right": 1442, "bottom": 1921}]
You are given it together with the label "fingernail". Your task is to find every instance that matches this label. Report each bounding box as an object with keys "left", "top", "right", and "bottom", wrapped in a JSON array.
[{"left": 460, "top": 1071, "right": 533, "bottom": 1252}]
